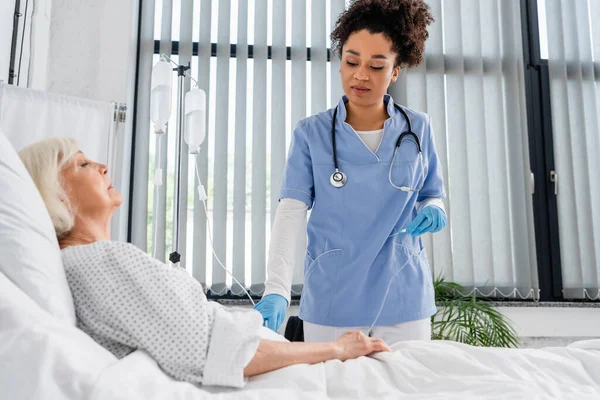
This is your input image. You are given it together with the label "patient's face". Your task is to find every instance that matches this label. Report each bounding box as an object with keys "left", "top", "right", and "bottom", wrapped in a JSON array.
[{"left": 61, "top": 152, "right": 122, "bottom": 217}]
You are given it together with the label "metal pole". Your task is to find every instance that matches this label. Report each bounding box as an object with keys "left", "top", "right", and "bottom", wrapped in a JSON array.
[
  {"left": 169, "top": 65, "right": 189, "bottom": 266},
  {"left": 8, "top": 0, "right": 22, "bottom": 85}
]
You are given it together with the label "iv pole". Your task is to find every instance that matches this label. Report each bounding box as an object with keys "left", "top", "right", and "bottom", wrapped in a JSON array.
[
  {"left": 150, "top": 56, "right": 256, "bottom": 305},
  {"left": 152, "top": 54, "right": 201, "bottom": 268},
  {"left": 168, "top": 63, "right": 190, "bottom": 266}
]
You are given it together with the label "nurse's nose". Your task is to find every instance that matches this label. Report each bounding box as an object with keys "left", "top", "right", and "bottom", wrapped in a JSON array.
[{"left": 354, "top": 67, "right": 370, "bottom": 81}]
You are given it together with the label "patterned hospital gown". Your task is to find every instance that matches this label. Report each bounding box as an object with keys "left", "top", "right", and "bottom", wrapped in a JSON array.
[{"left": 61, "top": 240, "right": 262, "bottom": 388}]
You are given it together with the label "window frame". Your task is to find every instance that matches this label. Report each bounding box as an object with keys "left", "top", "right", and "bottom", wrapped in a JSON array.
[
  {"left": 138, "top": 0, "right": 592, "bottom": 303},
  {"left": 520, "top": 0, "right": 564, "bottom": 301}
]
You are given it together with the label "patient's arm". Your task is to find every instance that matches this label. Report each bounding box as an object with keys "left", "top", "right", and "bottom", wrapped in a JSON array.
[{"left": 244, "top": 331, "right": 391, "bottom": 377}]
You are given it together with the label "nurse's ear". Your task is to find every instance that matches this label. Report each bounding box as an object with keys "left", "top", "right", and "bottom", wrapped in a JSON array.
[{"left": 391, "top": 66, "right": 401, "bottom": 83}]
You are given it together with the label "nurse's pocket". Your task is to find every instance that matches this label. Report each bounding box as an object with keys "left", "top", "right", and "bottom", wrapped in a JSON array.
[
  {"left": 394, "top": 244, "right": 433, "bottom": 295},
  {"left": 305, "top": 249, "right": 342, "bottom": 279},
  {"left": 304, "top": 249, "right": 343, "bottom": 300}
]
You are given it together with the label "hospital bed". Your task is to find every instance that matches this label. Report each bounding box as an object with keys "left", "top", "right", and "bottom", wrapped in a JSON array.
[
  {"left": 2, "top": 89, "right": 600, "bottom": 400},
  {"left": 3, "top": 245, "right": 600, "bottom": 400}
]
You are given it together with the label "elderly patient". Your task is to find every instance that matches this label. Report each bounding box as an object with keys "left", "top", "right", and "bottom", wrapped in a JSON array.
[{"left": 18, "top": 137, "right": 390, "bottom": 388}]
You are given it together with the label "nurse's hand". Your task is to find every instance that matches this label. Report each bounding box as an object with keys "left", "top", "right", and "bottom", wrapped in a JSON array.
[
  {"left": 254, "top": 294, "right": 288, "bottom": 332},
  {"left": 334, "top": 331, "right": 392, "bottom": 361},
  {"left": 406, "top": 205, "right": 447, "bottom": 236}
]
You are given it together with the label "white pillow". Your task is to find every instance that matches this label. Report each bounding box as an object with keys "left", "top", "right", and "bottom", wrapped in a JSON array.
[
  {"left": 0, "top": 271, "right": 117, "bottom": 399},
  {"left": 0, "top": 131, "right": 76, "bottom": 323}
]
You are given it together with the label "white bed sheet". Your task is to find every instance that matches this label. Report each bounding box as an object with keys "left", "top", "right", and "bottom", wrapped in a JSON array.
[
  {"left": 0, "top": 272, "right": 118, "bottom": 400},
  {"left": 3, "top": 265, "right": 600, "bottom": 400},
  {"left": 91, "top": 337, "right": 600, "bottom": 400}
]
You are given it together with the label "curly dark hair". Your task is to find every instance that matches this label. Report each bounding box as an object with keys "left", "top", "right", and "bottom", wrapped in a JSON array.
[{"left": 331, "top": 0, "right": 434, "bottom": 68}]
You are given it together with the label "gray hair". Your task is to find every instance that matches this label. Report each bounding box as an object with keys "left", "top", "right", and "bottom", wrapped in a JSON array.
[{"left": 19, "top": 137, "right": 79, "bottom": 240}]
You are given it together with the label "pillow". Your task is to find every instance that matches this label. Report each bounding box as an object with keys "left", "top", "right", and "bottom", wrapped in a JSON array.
[
  {"left": 0, "top": 271, "right": 117, "bottom": 399},
  {"left": 0, "top": 131, "right": 75, "bottom": 323}
]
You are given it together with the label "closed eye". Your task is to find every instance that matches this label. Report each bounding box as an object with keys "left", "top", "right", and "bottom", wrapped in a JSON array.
[{"left": 371, "top": 66, "right": 384, "bottom": 70}]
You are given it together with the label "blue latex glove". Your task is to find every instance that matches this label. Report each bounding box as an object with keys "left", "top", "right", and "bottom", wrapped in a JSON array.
[
  {"left": 405, "top": 205, "right": 447, "bottom": 236},
  {"left": 254, "top": 293, "right": 288, "bottom": 332}
]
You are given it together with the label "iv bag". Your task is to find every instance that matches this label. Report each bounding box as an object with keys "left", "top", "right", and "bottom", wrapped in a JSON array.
[
  {"left": 184, "top": 87, "right": 206, "bottom": 154},
  {"left": 150, "top": 60, "right": 172, "bottom": 134}
]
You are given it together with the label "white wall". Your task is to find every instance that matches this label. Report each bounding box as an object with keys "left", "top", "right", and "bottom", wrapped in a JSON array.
[
  {"left": 0, "top": 1, "right": 16, "bottom": 83},
  {"left": 1, "top": 0, "right": 136, "bottom": 103},
  {"left": 27, "top": 0, "right": 52, "bottom": 90},
  {"left": 498, "top": 306, "right": 600, "bottom": 338},
  {"left": 44, "top": 0, "right": 136, "bottom": 103}
]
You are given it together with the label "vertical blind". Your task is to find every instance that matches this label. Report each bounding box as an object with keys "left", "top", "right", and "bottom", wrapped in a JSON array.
[
  {"left": 133, "top": 0, "right": 539, "bottom": 298},
  {"left": 545, "top": 0, "right": 600, "bottom": 300},
  {"left": 133, "top": 0, "right": 346, "bottom": 295},
  {"left": 390, "top": 0, "right": 538, "bottom": 299}
]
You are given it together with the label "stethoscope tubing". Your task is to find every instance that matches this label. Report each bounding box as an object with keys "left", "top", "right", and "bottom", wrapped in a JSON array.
[{"left": 330, "top": 102, "right": 424, "bottom": 191}]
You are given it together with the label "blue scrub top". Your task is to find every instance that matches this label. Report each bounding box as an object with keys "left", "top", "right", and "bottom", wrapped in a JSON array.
[{"left": 280, "top": 95, "right": 446, "bottom": 327}]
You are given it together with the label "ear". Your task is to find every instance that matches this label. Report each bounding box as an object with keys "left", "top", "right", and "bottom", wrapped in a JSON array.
[{"left": 391, "top": 66, "right": 401, "bottom": 83}]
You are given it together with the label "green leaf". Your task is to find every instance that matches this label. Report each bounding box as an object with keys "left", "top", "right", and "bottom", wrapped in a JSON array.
[{"left": 431, "top": 274, "right": 519, "bottom": 348}]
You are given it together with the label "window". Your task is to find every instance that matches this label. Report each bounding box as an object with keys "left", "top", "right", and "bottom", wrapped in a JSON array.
[
  {"left": 131, "top": 0, "right": 600, "bottom": 302},
  {"left": 534, "top": 0, "right": 600, "bottom": 300},
  {"left": 142, "top": 0, "right": 346, "bottom": 296},
  {"left": 537, "top": 0, "right": 548, "bottom": 59}
]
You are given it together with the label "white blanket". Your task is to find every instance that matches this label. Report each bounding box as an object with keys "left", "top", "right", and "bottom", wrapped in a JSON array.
[
  {"left": 2, "top": 269, "right": 599, "bottom": 400},
  {"left": 90, "top": 337, "right": 600, "bottom": 400}
]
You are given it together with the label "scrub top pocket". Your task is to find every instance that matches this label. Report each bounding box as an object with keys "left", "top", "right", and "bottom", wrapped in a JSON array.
[
  {"left": 301, "top": 249, "right": 343, "bottom": 321},
  {"left": 394, "top": 244, "right": 434, "bottom": 302},
  {"left": 304, "top": 249, "right": 342, "bottom": 281}
]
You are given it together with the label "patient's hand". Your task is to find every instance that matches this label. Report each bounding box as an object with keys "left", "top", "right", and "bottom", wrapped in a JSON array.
[
  {"left": 334, "top": 331, "right": 392, "bottom": 361},
  {"left": 244, "top": 333, "right": 392, "bottom": 377}
]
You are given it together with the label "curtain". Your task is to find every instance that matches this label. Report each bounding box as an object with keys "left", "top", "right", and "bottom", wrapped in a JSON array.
[
  {"left": 545, "top": 0, "right": 600, "bottom": 300},
  {"left": 135, "top": 0, "right": 538, "bottom": 298},
  {"left": 135, "top": 0, "right": 345, "bottom": 294},
  {"left": 390, "top": 0, "right": 539, "bottom": 299}
]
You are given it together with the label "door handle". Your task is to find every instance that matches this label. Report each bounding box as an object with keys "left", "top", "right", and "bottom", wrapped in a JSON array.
[{"left": 550, "top": 170, "right": 558, "bottom": 195}]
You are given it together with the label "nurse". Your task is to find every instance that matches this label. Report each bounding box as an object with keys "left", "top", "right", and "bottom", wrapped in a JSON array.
[{"left": 255, "top": 0, "right": 447, "bottom": 344}]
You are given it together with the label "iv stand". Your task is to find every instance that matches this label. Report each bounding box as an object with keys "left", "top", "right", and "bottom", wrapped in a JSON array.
[{"left": 169, "top": 63, "right": 191, "bottom": 266}]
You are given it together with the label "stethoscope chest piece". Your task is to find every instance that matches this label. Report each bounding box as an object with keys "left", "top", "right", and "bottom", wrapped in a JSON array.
[{"left": 330, "top": 169, "right": 347, "bottom": 188}]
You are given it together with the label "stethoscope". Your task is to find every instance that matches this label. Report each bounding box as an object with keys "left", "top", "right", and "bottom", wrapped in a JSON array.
[{"left": 330, "top": 103, "right": 425, "bottom": 192}]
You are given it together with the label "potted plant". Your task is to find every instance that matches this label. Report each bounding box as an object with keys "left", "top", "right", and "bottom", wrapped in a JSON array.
[{"left": 432, "top": 276, "right": 519, "bottom": 348}]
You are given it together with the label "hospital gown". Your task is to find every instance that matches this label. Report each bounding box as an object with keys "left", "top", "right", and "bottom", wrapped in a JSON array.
[{"left": 61, "top": 240, "right": 262, "bottom": 388}]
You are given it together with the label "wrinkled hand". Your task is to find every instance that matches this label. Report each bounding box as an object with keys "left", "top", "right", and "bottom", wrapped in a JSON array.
[
  {"left": 254, "top": 294, "right": 288, "bottom": 332},
  {"left": 406, "top": 205, "right": 447, "bottom": 236},
  {"left": 333, "top": 331, "right": 392, "bottom": 361}
]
